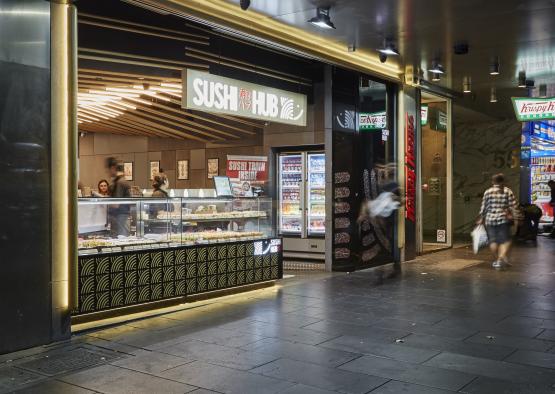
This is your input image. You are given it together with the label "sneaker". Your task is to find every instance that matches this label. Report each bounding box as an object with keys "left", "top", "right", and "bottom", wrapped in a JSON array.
[{"left": 492, "top": 261, "right": 502, "bottom": 268}]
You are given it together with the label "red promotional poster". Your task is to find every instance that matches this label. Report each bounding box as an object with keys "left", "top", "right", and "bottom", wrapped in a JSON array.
[{"left": 226, "top": 155, "right": 268, "bottom": 196}]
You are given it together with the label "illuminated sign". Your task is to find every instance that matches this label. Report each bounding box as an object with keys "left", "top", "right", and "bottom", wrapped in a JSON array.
[
  {"left": 421, "top": 105, "right": 428, "bottom": 125},
  {"left": 359, "top": 111, "right": 386, "bottom": 130},
  {"left": 405, "top": 113, "right": 416, "bottom": 222},
  {"left": 512, "top": 97, "right": 555, "bottom": 121},
  {"left": 182, "top": 69, "right": 307, "bottom": 126}
]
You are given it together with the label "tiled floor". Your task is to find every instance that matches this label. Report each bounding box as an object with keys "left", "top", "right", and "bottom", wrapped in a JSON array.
[{"left": 2, "top": 238, "right": 555, "bottom": 393}]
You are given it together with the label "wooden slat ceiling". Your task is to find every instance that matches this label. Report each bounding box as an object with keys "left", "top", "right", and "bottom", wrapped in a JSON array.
[{"left": 77, "top": 11, "right": 313, "bottom": 142}]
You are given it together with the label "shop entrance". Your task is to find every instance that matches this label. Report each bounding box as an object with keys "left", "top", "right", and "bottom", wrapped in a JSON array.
[{"left": 419, "top": 92, "right": 452, "bottom": 252}]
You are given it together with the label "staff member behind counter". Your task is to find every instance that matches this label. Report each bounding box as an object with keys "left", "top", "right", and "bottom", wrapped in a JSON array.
[{"left": 106, "top": 157, "right": 131, "bottom": 236}]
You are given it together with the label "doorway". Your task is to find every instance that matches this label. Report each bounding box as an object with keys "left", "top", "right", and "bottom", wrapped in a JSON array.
[{"left": 420, "top": 91, "right": 452, "bottom": 252}]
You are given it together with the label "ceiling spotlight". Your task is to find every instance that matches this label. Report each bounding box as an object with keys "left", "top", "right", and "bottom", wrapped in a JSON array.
[
  {"left": 379, "top": 53, "right": 388, "bottom": 63},
  {"left": 489, "top": 57, "right": 500, "bottom": 75},
  {"left": 377, "top": 39, "right": 399, "bottom": 56},
  {"left": 432, "top": 73, "right": 441, "bottom": 82},
  {"left": 348, "top": 44, "right": 356, "bottom": 53},
  {"left": 490, "top": 87, "right": 497, "bottom": 103},
  {"left": 308, "top": 7, "right": 336, "bottom": 29},
  {"left": 239, "top": 0, "right": 250, "bottom": 10},
  {"left": 429, "top": 60, "right": 444, "bottom": 74},
  {"left": 526, "top": 79, "right": 535, "bottom": 89},
  {"left": 518, "top": 71, "right": 526, "bottom": 88},
  {"left": 463, "top": 76, "right": 472, "bottom": 93},
  {"left": 539, "top": 84, "right": 547, "bottom": 97}
]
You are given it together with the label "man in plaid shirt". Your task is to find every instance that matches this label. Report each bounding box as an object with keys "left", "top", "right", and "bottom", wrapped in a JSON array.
[{"left": 478, "top": 173, "right": 517, "bottom": 268}]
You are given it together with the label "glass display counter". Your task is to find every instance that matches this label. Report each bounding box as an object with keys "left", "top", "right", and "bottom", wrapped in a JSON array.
[{"left": 75, "top": 197, "right": 281, "bottom": 316}]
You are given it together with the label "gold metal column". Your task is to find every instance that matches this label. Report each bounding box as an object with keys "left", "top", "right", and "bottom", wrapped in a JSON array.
[{"left": 51, "top": 0, "right": 78, "bottom": 338}]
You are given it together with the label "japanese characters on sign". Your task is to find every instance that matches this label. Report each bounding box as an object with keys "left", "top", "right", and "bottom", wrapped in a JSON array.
[{"left": 405, "top": 113, "right": 416, "bottom": 222}]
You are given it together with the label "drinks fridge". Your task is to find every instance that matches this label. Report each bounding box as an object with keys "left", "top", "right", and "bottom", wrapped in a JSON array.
[{"left": 278, "top": 151, "right": 326, "bottom": 261}]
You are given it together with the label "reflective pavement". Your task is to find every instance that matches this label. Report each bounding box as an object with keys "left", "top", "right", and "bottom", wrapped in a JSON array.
[{"left": 1, "top": 238, "right": 555, "bottom": 393}]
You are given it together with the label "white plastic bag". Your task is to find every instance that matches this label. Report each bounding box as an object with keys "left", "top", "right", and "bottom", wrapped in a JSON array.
[{"left": 471, "top": 224, "right": 488, "bottom": 254}]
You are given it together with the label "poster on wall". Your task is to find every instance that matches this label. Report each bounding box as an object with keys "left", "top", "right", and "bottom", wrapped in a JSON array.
[
  {"left": 207, "top": 158, "right": 219, "bottom": 179},
  {"left": 177, "top": 160, "right": 189, "bottom": 180},
  {"left": 124, "top": 162, "right": 133, "bottom": 181},
  {"left": 149, "top": 161, "right": 160, "bottom": 181},
  {"left": 226, "top": 155, "right": 268, "bottom": 196}
]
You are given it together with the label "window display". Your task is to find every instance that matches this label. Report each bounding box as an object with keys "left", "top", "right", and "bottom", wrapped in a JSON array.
[{"left": 78, "top": 197, "right": 273, "bottom": 255}]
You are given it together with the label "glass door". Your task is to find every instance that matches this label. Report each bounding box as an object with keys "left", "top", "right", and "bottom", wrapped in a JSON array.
[
  {"left": 307, "top": 152, "right": 325, "bottom": 236},
  {"left": 278, "top": 153, "right": 303, "bottom": 235}
]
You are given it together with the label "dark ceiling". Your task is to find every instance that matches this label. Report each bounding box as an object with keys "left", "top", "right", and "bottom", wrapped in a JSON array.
[{"left": 225, "top": 0, "right": 555, "bottom": 119}]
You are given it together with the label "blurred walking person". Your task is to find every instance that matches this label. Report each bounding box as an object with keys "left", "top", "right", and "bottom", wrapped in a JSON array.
[{"left": 477, "top": 173, "right": 517, "bottom": 268}]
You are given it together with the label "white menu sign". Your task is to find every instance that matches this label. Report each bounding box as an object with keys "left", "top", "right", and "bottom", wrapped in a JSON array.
[{"left": 182, "top": 69, "right": 307, "bottom": 126}]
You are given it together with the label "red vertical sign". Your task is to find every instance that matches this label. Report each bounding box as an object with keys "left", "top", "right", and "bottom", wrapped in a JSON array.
[{"left": 405, "top": 113, "right": 416, "bottom": 222}]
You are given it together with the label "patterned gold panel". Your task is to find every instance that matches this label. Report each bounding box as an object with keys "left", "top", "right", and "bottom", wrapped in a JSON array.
[
  {"left": 218, "top": 260, "right": 227, "bottom": 274},
  {"left": 246, "top": 270, "right": 254, "bottom": 283},
  {"left": 237, "top": 243, "right": 246, "bottom": 257},
  {"left": 263, "top": 254, "right": 271, "bottom": 267},
  {"left": 151, "top": 283, "right": 163, "bottom": 300},
  {"left": 152, "top": 268, "right": 163, "bottom": 284},
  {"left": 198, "top": 261, "right": 207, "bottom": 277},
  {"left": 246, "top": 243, "right": 254, "bottom": 256},
  {"left": 125, "top": 288, "right": 137, "bottom": 305},
  {"left": 163, "top": 266, "right": 175, "bottom": 282},
  {"left": 111, "top": 272, "right": 123, "bottom": 289},
  {"left": 124, "top": 254, "right": 137, "bottom": 271},
  {"left": 218, "top": 275, "right": 227, "bottom": 288},
  {"left": 254, "top": 269, "right": 263, "bottom": 282},
  {"left": 81, "top": 276, "right": 95, "bottom": 294},
  {"left": 97, "top": 292, "right": 110, "bottom": 310},
  {"left": 176, "top": 264, "right": 186, "bottom": 280},
  {"left": 237, "top": 258, "right": 246, "bottom": 270},
  {"left": 125, "top": 271, "right": 137, "bottom": 288},
  {"left": 80, "top": 294, "right": 95, "bottom": 312},
  {"left": 271, "top": 254, "right": 278, "bottom": 265},
  {"left": 163, "top": 282, "right": 175, "bottom": 298},
  {"left": 263, "top": 267, "right": 271, "bottom": 280},
  {"left": 185, "top": 263, "right": 196, "bottom": 279},
  {"left": 208, "top": 260, "right": 218, "bottom": 275},
  {"left": 228, "top": 259, "right": 236, "bottom": 272},
  {"left": 185, "top": 278, "right": 196, "bottom": 294},
  {"left": 175, "top": 249, "right": 186, "bottom": 264},
  {"left": 271, "top": 266, "right": 279, "bottom": 278},
  {"left": 237, "top": 271, "right": 245, "bottom": 285},
  {"left": 111, "top": 290, "right": 124, "bottom": 307},
  {"left": 81, "top": 258, "right": 95, "bottom": 276},
  {"left": 208, "top": 275, "right": 218, "bottom": 290},
  {"left": 208, "top": 246, "right": 217, "bottom": 261},
  {"left": 163, "top": 250, "right": 174, "bottom": 266},
  {"left": 138, "top": 270, "right": 150, "bottom": 286},
  {"left": 96, "top": 275, "right": 109, "bottom": 292},
  {"left": 255, "top": 256, "right": 263, "bottom": 268},
  {"left": 197, "top": 276, "right": 207, "bottom": 292},
  {"left": 186, "top": 248, "right": 197, "bottom": 263},
  {"left": 228, "top": 271, "right": 237, "bottom": 286},
  {"left": 228, "top": 243, "right": 237, "bottom": 257},
  {"left": 138, "top": 285, "right": 150, "bottom": 302},
  {"left": 138, "top": 254, "right": 150, "bottom": 270},
  {"left": 111, "top": 255, "right": 124, "bottom": 272},
  {"left": 246, "top": 256, "right": 254, "bottom": 269},
  {"left": 151, "top": 252, "right": 163, "bottom": 268},
  {"left": 97, "top": 257, "right": 110, "bottom": 275},
  {"left": 177, "top": 280, "right": 188, "bottom": 295},
  {"left": 197, "top": 247, "right": 207, "bottom": 261},
  {"left": 217, "top": 246, "right": 227, "bottom": 260}
]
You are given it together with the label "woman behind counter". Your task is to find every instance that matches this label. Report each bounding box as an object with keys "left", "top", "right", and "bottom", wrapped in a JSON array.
[{"left": 92, "top": 179, "right": 110, "bottom": 197}]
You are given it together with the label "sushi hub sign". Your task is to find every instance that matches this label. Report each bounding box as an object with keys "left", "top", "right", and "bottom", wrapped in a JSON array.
[{"left": 182, "top": 69, "right": 307, "bottom": 126}]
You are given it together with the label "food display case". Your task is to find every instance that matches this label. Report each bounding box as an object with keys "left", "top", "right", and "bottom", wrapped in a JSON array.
[{"left": 75, "top": 197, "right": 282, "bottom": 316}]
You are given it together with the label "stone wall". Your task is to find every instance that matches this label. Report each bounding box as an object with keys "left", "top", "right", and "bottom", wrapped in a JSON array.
[{"left": 453, "top": 119, "right": 521, "bottom": 240}]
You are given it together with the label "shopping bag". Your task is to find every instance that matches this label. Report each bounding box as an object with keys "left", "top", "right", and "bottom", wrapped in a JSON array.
[{"left": 471, "top": 224, "right": 488, "bottom": 254}]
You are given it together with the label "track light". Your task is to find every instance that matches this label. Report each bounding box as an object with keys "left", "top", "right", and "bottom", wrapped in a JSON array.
[
  {"left": 489, "top": 57, "right": 500, "bottom": 75},
  {"left": 490, "top": 87, "right": 497, "bottom": 103},
  {"left": 518, "top": 71, "right": 526, "bottom": 88},
  {"left": 308, "top": 7, "right": 336, "bottom": 29},
  {"left": 239, "top": 0, "right": 250, "bottom": 10},
  {"left": 377, "top": 39, "right": 399, "bottom": 56},
  {"left": 432, "top": 73, "right": 441, "bottom": 82},
  {"left": 539, "top": 84, "right": 547, "bottom": 98},
  {"left": 379, "top": 53, "right": 388, "bottom": 63},
  {"left": 348, "top": 44, "right": 356, "bottom": 53},
  {"left": 429, "top": 60, "right": 444, "bottom": 74},
  {"left": 463, "top": 76, "right": 472, "bottom": 93}
]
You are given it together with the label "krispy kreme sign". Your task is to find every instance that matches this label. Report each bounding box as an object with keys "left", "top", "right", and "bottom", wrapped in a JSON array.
[
  {"left": 182, "top": 69, "right": 307, "bottom": 126},
  {"left": 512, "top": 97, "right": 555, "bottom": 121}
]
